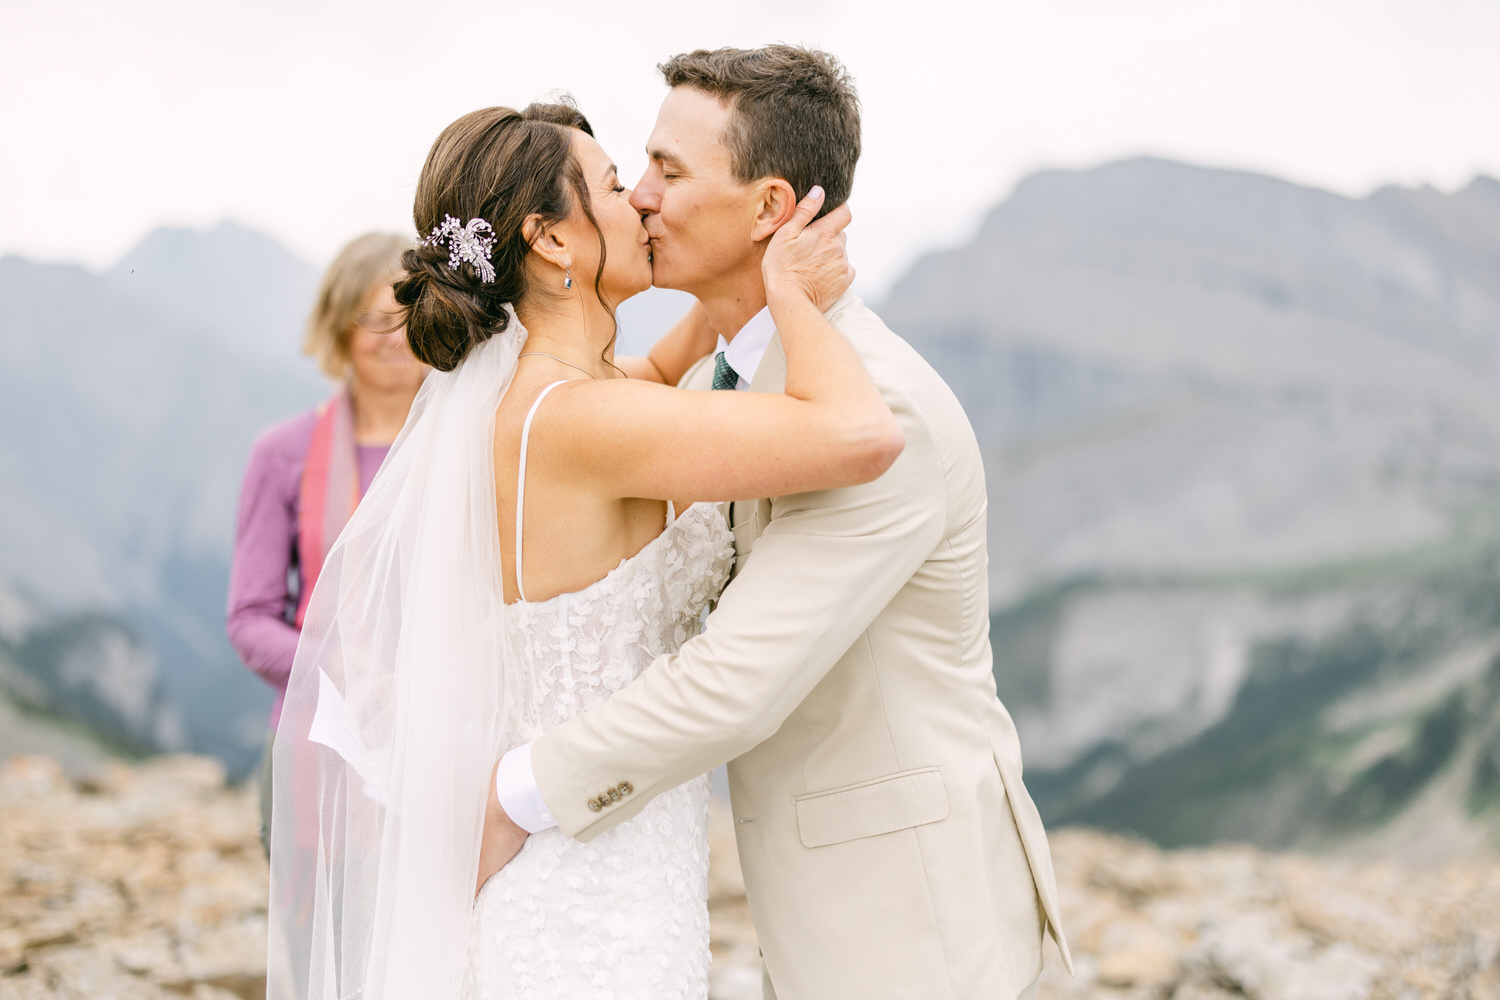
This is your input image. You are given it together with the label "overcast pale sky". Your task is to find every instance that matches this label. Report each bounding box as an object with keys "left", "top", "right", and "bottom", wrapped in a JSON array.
[{"left": 2, "top": 0, "right": 1497, "bottom": 294}]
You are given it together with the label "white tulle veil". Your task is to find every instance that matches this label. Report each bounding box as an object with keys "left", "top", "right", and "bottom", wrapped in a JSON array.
[{"left": 266, "top": 315, "right": 526, "bottom": 1000}]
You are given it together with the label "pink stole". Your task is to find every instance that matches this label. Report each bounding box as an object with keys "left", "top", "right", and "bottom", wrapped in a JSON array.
[
  {"left": 296, "top": 392, "right": 361, "bottom": 627},
  {"left": 287, "top": 394, "right": 361, "bottom": 858}
]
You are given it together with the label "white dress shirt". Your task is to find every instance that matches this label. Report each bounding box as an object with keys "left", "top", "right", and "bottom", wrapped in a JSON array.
[
  {"left": 715, "top": 305, "right": 775, "bottom": 390},
  {"left": 494, "top": 305, "right": 777, "bottom": 833}
]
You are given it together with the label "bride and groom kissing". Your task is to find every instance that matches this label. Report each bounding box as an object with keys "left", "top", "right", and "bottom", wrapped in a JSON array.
[{"left": 267, "top": 44, "right": 1071, "bottom": 1000}]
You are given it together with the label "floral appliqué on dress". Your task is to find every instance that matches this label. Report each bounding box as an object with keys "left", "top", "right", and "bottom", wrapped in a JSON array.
[{"left": 463, "top": 502, "right": 734, "bottom": 1000}]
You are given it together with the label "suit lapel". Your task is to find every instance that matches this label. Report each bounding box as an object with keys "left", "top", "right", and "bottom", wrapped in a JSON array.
[{"left": 724, "top": 331, "right": 785, "bottom": 576}]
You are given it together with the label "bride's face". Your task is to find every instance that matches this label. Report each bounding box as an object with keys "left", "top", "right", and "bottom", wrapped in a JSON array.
[{"left": 548, "top": 131, "right": 653, "bottom": 308}]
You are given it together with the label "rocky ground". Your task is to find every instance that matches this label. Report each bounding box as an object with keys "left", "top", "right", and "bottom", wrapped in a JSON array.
[
  {"left": 0, "top": 755, "right": 268, "bottom": 1000},
  {"left": 2, "top": 754, "right": 1498, "bottom": 1000}
]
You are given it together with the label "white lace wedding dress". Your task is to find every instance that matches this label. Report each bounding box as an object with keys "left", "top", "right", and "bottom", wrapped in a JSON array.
[{"left": 462, "top": 382, "right": 735, "bottom": 1000}]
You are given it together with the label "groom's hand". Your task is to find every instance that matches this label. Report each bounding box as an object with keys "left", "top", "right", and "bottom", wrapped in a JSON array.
[
  {"left": 763, "top": 185, "right": 856, "bottom": 312},
  {"left": 476, "top": 760, "right": 529, "bottom": 898}
]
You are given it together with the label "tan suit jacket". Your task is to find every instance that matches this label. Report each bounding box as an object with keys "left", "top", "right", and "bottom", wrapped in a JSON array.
[{"left": 532, "top": 293, "right": 1071, "bottom": 999}]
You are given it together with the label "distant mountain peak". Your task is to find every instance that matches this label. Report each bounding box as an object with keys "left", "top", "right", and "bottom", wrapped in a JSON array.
[
  {"left": 1462, "top": 174, "right": 1500, "bottom": 204},
  {"left": 973, "top": 157, "right": 1353, "bottom": 251},
  {"left": 108, "top": 219, "right": 313, "bottom": 282},
  {"left": 104, "top": 220, "right": 320, "bottom": 363}
]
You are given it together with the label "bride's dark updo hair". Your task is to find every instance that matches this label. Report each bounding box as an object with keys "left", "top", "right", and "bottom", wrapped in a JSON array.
[{"left": 395, "top": 102, "right": 603, "bottom": 372}]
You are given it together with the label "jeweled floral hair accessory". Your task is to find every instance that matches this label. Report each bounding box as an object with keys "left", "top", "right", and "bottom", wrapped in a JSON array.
[{"left": 422, "top": 215, "right": 497, "bottom": 284}]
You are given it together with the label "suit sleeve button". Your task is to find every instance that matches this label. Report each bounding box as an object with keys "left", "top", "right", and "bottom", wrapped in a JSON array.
[
  {"left": 618, "top": 782, "right": 632, "bottom": 796},
  {"left": 588, "top": 798, "right": 602, "bottom": 812}
]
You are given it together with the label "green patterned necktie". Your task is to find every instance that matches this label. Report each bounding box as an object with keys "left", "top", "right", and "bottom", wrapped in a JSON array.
[{"left": 712, "top": 351, "right": 740, "bottom": 391}]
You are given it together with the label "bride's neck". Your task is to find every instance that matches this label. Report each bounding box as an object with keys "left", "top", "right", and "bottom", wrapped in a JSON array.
[{"left": 514, "top": 289, "right": 619, "bottom": 376}]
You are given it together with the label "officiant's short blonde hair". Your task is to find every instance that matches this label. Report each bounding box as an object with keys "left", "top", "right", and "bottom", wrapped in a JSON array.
[{"left": 304, "top": 232, "right": 412, "bottom": 380}]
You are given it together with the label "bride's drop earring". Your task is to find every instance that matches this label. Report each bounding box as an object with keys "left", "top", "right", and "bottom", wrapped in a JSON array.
[{"left": 564, "top": 267, "right": 573, "bottom": 290}]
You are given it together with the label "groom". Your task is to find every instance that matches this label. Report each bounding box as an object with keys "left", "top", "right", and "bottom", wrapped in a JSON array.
[{"left": 490, "top": 45, "right": 1071, "bottom": 998}]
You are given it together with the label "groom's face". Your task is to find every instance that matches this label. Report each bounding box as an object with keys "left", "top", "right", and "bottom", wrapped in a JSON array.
[{"left": 631, "top": 87, "right": 763, "bottom": 297}]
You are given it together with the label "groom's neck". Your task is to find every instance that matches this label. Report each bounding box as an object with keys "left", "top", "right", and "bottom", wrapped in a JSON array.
[{"left": 694, "top": 265, "right": 768, "bottom": 343}]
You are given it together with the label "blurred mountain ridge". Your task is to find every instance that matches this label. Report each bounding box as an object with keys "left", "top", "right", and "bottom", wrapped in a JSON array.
[
  {"left": 879, "top": 156, "right": 1500, "bottom": 856},
  {"left": 0, "top": 223, "right": 326, "bottom": 773}
]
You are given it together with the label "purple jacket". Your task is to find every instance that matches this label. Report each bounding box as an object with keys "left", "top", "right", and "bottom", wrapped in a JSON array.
[{"left": 226, "top": 409, "right": 388, "bottom": 729}]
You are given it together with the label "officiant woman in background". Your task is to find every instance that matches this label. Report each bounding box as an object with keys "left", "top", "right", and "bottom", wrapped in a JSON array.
[{"left": 225, "top": 232, "right": 427, "bottom": 854}]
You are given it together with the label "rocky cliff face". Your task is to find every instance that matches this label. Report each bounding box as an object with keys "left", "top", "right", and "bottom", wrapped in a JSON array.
[
  {"left": 993, "top": 566, "right": 1500, "bottom": 857},
  {"left": 881, "top": 159, "right": 1500, "bottom": 852},
  {"left": 3, "top": 753, "right": 1497, "bottom": 1000},
  {"left": 0, "top": 580, "right": 185, "bottom": 757}
]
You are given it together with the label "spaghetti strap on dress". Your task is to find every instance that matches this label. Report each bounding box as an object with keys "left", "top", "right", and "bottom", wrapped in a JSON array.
[{"left": 514, "top": 381, "right": 568, "bottom": 604}]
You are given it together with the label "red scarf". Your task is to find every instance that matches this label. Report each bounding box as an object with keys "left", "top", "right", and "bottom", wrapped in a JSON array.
[{"left": 296, "top": 392, "right": 361, "bottom": 627}]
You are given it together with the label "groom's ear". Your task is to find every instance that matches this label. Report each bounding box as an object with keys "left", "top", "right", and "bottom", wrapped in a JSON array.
[{"left": 749, "top": 178, "right": 799, "bottom": 243}]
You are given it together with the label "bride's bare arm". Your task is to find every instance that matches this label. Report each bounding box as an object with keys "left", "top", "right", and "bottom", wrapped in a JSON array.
[
  {"left": 538, "top": 188, "right": 903, "bottom": 503},
  {"left": 614, "top": 302, "right": 717, "bottom": 384}
]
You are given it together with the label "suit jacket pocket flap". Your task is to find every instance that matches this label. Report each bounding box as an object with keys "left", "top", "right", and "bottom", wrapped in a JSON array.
[{"left": 794, "top": 767, "right": 949, "bottom": 848}]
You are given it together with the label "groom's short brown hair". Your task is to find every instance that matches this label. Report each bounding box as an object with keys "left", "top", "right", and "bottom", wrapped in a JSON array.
[{"left": 660, "top": 45, "right": 860, "bottom": 217}]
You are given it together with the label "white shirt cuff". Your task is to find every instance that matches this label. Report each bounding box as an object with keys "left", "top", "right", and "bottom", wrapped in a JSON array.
[{"left": 494, "top": 741, "right": 557, "bottom": 833}]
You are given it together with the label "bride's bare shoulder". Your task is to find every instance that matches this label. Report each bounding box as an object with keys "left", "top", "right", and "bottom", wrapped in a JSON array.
[{"left": 491, "top": 376, "right": 613, "bottom": 469}]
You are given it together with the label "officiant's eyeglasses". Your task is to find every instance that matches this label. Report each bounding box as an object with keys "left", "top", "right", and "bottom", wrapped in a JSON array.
[{"left": 352, "top": 311, "right": 405, "bottom": 335}]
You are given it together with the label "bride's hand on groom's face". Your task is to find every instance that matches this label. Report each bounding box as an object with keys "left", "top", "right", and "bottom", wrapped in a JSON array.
[{"left": 763, "top": 186, "right": 856, "bottom": 312}]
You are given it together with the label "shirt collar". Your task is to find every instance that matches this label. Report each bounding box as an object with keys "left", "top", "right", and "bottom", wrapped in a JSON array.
[{"left": 714, "top": 306, "right": 776, "bottom": 389}]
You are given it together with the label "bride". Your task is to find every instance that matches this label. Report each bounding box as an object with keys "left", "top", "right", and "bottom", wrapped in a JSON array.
[{"left": 265, "top": 101, "right": 902, "bottom": 1000}]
